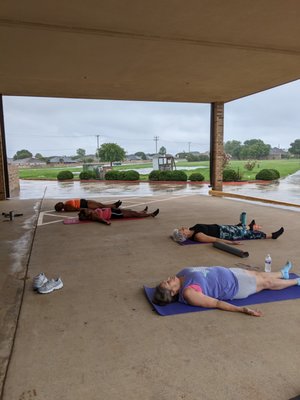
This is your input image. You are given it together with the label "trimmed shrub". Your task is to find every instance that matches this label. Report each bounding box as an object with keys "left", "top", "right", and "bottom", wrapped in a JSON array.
[
  {"left": 189, "top": 172, "right": 205, "bottom": 182},
  {"left": 57, "top": 170, "right": 74, "bottom": 180},
  {"left": 149, "top": 170, "right": 160, "bottom": 181},
  {"left": 105, "top": 170, "right": 122, "bottom": 180},
  {"left": 149, "top": 170, "right": 188, "bottom": 181},
  {"left": 79, "top": 171, "right": 96, "bottom": 180},
  {"left": 223, "top": 169, "right": 238, "bottom": 182},
  {"left": 270, "top": 169, "right": 280, "bottom": 179},
  {"left": 158, "top": 170, "right": 173, "bottom": 181},
  {"left": 255, "top": 169, "right": 280, "bottom": 181},
  {"left": 123, "top": 170, "right": 140, "bottom": 180},
  {"left": 168, "top": 170, "right": 188, "bottom": 181}
]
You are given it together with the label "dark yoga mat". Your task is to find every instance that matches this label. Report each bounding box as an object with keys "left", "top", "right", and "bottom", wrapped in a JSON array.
[{"left": 144, "top": 273, "right": 300, "bottom": 316}]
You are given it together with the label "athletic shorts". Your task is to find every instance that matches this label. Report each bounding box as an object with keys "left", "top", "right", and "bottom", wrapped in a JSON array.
[
  {"left": 80, "top": 199, "right": 88, "bottom": 208},
  {"left": 229, "top": 268, "right": 257, "bottom": 299},
  {"left": 111, "top": 208, "right": 123, "bottom": 219}
]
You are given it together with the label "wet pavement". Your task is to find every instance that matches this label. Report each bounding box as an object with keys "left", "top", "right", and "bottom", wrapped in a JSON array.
[{"left": 10, "top": 169, "right": 300, "bottom": 207}]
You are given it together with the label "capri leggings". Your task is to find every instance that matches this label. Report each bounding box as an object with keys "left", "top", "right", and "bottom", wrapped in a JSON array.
[{"left": 219, "top": 225, "right": 266, "bottom": 241}]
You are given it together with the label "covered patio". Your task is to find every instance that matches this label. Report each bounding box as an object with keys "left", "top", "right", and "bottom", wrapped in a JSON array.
[
  {"left": 1, "top": 193, "right": 300, "bottom": 399},
  {"left": 1, "top": 2, "right": 300, "bottom": 399}
]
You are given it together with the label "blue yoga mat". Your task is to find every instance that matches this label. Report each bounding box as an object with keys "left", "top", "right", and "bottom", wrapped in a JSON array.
[{"left": 144, "top": 273, "right": 300, "bottom": 316}]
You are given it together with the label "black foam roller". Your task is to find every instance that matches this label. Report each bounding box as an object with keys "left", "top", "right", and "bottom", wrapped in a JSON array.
[{"left": 213, "top": 242, "right": 249, "bottom": 258}]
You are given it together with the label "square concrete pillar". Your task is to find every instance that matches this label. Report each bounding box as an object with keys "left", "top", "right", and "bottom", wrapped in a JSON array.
[
  {"left": 0, "top": 96, "right": 9, "bottom": 200},
  {"left": 210, "top": 102, "right": 224, "bottom": 191}
]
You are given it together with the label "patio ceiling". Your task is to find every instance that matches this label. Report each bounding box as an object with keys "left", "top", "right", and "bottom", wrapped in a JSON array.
[{"left": 1, "top": 0, "right": 300, "bottom": 103}]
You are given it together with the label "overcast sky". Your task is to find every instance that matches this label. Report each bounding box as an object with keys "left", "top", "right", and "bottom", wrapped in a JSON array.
[{"left": 3, "top": 79, "right": 300, "bottom": 158}]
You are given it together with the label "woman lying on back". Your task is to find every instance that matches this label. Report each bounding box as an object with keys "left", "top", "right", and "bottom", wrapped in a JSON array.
[
  {"left": 172, "top": 220, "right": 284, "bottom": 245},
  {"left": 153, "top": 262, "right": 299, "bottom": 317}
]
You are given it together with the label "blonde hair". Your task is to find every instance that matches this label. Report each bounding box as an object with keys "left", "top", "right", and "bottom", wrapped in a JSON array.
[{"left": 172, "top": 229, "right": 187, "bottom": 243}]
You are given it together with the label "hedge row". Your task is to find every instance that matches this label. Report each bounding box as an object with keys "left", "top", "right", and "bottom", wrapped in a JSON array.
[
  {"left": 57, "top": 168, "right": 280, "bottom": 182},
  {"left": 222, "top": 168, "right": 280, "bottom": 182}
]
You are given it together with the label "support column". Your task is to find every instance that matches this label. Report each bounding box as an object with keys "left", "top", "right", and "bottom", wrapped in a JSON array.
[
  {"left": 210, "top": 102, "right": 224, "bottom": 191},
  {"left": 0, "top": 95, "right": 9, "bottom": 199}
]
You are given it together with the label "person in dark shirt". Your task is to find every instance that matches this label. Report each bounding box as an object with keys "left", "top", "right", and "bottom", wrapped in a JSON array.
[{"left": 172, "top": 221, "right": 284, "bottom": 244}]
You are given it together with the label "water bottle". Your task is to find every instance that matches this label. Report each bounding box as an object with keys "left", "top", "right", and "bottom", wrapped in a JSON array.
[
  {"left": 264, "top": 254, "right": 272, "bottom": 272},
  {"left": 240, "top": 212, "right": 247, "bottom": 226}
]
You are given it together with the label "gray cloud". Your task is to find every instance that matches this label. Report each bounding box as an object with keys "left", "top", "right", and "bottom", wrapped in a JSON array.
[{"left": 3, "top": 79, "right": 300, "bottom": 157}]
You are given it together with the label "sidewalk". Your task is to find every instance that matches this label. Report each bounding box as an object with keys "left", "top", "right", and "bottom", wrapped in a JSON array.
[{"left": 1, "top": 194, "right": 300, "bottom": 400}]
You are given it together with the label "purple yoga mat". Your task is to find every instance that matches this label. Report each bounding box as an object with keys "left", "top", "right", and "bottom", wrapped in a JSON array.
[
  {"left": 170, "top": 235, "right": 207, "bottom": 245},
  {"left": 144, "top": 273, "right": 300, "bottom": 316},
  {"left": 63, "top": 217, "right": 143, "bottom": 224}
]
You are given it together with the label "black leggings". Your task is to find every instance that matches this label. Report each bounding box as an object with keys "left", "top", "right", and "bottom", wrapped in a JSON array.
[{"left": 111, "top": 208, "right": 123, "bottom": 219}]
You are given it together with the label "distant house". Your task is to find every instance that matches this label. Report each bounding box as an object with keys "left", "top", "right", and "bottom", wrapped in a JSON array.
[
  {"left": 10, "top": 157, "right": 47, "bottom": 166},
  {"left": 125, "top": 154, "right": 142, "bottom": 161},
  {"left": 48, "top": 156, "right": 77, "bottom": 164},
  {"left": 268, "top": 147, "right": 288, "bottom": 160},
  {"left": 175, "top": 151, "right": 209, "bottom": 160}
]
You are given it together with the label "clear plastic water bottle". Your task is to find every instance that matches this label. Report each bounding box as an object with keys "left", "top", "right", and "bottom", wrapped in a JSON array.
[{"left": 264, "top": 254, "right": 272, "bottom": 272}]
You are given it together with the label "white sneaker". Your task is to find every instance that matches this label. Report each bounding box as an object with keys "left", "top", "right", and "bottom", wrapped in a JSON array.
[
  {"left": 38, "top": 278, "right": 63, "bottom": 294},
  {"left": 33, "top": 272, "right": 48, "bottom": 290}
]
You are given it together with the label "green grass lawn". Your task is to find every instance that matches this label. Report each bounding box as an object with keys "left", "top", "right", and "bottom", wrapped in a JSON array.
[
  {"left": 19, "top": 159, "right": 300, "bottom": 181},
  {"left": 19, "top": 166, "right": 82, "bottom": 179}
]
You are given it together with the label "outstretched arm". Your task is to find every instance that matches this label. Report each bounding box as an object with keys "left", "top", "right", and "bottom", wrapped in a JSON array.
[
  {"left": 193, "top": 232, "right": 241, "bottom": 245},
  {"left": 90, "top": 213, "right": 111, "bottom": 225},
  {"left": 183, "top": 288, "right": 262, "bottom": 317}
]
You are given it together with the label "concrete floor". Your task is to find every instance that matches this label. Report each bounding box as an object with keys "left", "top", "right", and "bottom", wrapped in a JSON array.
[{"left": 1, "top": 193, "right": 300, "bottom": 400}]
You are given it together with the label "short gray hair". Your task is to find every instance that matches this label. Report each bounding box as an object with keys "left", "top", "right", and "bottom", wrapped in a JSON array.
[{"left": 172, "top": 229, "right": 187, "bottom": 243}]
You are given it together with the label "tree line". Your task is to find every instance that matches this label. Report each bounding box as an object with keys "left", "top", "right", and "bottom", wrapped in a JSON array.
[
  {"left": 11, "top": 138, "right": 300, "bottom": 165},
  {"left": 224, "top": 139, "right": 300, "bottom": 159},
  {"left": 12, "top": 144, "right": 168, "bottom": 166}
]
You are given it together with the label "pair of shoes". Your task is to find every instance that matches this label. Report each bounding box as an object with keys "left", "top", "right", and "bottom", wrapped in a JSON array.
[
  {"left": 151, "top": 209, "right": 159, "bottom": 217},
  {"left": 38, "top": 278, "right": 63, "bottom": 294},
  {"left": 32, "top": 273, "right": 63, "bottom": 294}
]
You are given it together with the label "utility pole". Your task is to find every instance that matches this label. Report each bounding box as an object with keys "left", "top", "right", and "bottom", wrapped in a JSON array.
[
  {"left": 188, "top": 142, "right": 191, "bottom": 153},
  {"left": 96, "top": 135, "right": 100, "bottom": 160},
  {"left": 154, "top": 136, "right": 159, "bottom": 153}
]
